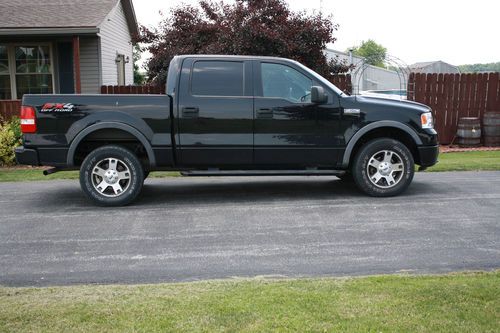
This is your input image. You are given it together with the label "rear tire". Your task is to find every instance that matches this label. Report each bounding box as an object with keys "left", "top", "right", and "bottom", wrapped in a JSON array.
[
  {"left": 352, "top": 138, "right": 414, "bottom": 197},
  {"left": 79, "top": 145, "right": 144, "bottom": 206}
]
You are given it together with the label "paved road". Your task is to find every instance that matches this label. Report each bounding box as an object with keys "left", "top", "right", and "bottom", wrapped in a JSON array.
[{"left": 0, "top": 172, "right": 499, "bottom": 287}]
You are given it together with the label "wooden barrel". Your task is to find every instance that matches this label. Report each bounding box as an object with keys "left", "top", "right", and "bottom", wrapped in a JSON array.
[
  {"left": 457, "top": 117, "right": 481, "bottom": 147},
  {"left": 483, "top": 112, "right": 500, "bottom": 147}
]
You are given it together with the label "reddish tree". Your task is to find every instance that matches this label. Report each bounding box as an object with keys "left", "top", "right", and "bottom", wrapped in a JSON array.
[{"left": 137, "top": 0, "right": 351, "bottom": 84}]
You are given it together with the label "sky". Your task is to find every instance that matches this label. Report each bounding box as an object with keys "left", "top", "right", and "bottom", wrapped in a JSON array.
[{"left": 132, "top": 0, "right": 500, "bottom": 67}]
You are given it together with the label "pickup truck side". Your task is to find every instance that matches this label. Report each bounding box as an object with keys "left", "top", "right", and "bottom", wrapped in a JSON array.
[{"left": 16, "top": 55, "right": 439, "bottom": 206}]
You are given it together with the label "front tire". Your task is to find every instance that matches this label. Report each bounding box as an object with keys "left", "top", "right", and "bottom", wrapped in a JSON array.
[
  {"left": 79, "top": 145, "right": 144, "bottom": 206},
  {"left": 352, "top": 138, "right": 414, "bottom": 197}
]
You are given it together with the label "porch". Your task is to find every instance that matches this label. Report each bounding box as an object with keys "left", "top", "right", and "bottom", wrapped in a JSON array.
[{"left": 0, "top": 35, "right": 87, "bottom": 99}]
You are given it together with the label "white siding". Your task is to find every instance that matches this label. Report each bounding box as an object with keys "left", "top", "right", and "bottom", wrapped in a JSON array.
[
  {"left": 79, "top": 37, "right": 100, "bottom": 93},
  {"left": 361, "top": 65, "right": 405, "bottom": 91},
  {"left": 325, "top": 49, "right": 404, "bottom": 93},
  {"left": 324, "top": 49, "right": 364, "bottom": 68},
  {"left": 420, "top": 62, "right": 460, "bottom": 74},
  {"left": 99, "top": 0, "right": 133, "bottom": 85}
]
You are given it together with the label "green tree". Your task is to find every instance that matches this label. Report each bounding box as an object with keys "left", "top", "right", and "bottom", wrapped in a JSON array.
[
  {"left": 458, "top": 62, "right": 500, "bottom": 73},
  {"left": 350, "top": 39, "right": 387, "bottom": 68},
  {"left": 133, "top": 45, "right": 146, "bottom": 85}
]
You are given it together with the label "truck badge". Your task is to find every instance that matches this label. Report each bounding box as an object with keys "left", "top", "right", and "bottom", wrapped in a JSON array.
[{"left": 40, "top": 103, "right": 76, "bottom": 113}]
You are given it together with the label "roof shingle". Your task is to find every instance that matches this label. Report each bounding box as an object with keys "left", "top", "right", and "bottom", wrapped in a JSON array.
[{"left": 0, "top": 0, "right": 119, "bottom": 29}]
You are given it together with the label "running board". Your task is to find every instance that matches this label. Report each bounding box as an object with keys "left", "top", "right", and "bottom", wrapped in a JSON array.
[{"left": 180, "top": 169, "right": 346, "bottom": 177}]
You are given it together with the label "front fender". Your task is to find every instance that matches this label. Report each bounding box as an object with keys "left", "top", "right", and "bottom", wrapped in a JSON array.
[{"left": 341, "top": 120, "right": 423, "bottom": 168}]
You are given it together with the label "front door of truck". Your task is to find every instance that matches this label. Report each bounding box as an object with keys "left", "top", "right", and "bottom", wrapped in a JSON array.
[
  {"left": 177, "top": 58, "right": 253, "bottom": 166},
  {"left": 253, "top": 61, "right": 343, "bottom": 167}
]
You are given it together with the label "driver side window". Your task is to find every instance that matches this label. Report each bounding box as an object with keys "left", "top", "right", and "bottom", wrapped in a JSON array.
[{"left": 261, "top": 63, "right": 313, "bottom": 103}]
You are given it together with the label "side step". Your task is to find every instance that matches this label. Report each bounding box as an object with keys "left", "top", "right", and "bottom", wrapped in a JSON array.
[{"left": 180, "top": 169, "right": 346, "bottom": 177}]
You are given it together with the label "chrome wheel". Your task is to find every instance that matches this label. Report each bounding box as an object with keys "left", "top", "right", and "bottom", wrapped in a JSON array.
[
  {"left": 91, "top": 158, "right": 131, "bottom": 197},
  {"left": 366, "top": 150, "right": 405, "bottom": 189}
]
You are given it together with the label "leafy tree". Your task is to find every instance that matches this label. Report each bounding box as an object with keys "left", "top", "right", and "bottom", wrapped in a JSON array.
[
  {"left": 136, "top": 0, "right": 352, "bottom": 84},
  {"left": 350, "top": 39, "right": 387, "bottom": 68},
  {"left": 133, "top": 45, "right": 146, "bottom": 85},
  {"left": 458, "top": 62, "right": 500, "bottom": 73}
]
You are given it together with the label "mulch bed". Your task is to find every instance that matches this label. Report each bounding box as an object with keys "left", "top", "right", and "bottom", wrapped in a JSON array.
[{"left": 0, "top": 166, "right": 49, "bottom": 171}]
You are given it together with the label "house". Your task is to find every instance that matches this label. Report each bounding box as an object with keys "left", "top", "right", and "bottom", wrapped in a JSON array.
[
  {"left": 409, "top": 60, "right": 460, "bottom": 74},
  {"left": 325, "top": 48, "right": 406, "bottom": 94},
  {"left": 0, "top": 0, "right": 138, "bottom": 103}
]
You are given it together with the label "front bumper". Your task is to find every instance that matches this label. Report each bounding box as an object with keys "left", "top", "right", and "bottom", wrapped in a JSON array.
[
  {"left": 417, "top": 144, "right": 439, "bottom": 167},
  {"left": 15, "top": 146, "right": 40, "bottom": 166}
]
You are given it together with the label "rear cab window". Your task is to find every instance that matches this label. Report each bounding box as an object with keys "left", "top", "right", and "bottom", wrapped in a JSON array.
[{"left": 191, "top": 61, "right": 244, "bottom": 96}]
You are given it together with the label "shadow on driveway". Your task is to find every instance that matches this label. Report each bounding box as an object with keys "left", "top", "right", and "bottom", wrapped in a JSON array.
[{"left": 10, "top": 175, "right": 443, "bottom": 210}]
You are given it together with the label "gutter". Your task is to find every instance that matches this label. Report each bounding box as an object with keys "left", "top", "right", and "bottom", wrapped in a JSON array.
[{"left": 0, "top": 27, "right": 99, "bottom": 36}]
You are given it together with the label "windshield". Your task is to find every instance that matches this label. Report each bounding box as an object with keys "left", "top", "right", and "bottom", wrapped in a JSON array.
[{"left": 292, "top": 60, "right": 347, "bottom": 97}]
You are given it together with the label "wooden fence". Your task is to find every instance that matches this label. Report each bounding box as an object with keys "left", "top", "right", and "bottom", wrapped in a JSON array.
[
  {"left": 100, "top": 85, "right": 165, "bottom": 94},
  {"left": 100, "top": 74, "right": 353, "bottom": 96},
  {"left": 0, "top": 100, "right": 21, "bottom": 122},
  {"left": 329, "top": 74, "right": 352, "bottom": 94},
  {"left": 407, "top": 72, "right": 500, "bottom": 144}
]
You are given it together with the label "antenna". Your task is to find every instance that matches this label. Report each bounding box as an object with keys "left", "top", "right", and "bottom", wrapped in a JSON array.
[{"left": 319, "top": 0, "right": 323, "bottom": 13}]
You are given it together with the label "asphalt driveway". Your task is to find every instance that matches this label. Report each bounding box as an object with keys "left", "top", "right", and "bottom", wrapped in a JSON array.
[{"left": 0, "top": 171, "right": 499, "bottom": 287}]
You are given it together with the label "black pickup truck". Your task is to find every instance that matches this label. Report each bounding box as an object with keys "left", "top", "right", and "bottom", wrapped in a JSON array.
[{"left": 16, "top": 55, "right": 438, "bottom": 206}]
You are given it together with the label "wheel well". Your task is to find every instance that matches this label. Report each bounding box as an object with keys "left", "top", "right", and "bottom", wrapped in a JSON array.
[
  {"left": 72, "top": 128, "right": 150, "bottom": 168},
  {"left": 348, "top": 127, "right": 419, "bottom": 167}
]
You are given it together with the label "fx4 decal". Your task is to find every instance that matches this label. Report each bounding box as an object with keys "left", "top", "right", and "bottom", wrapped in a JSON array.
[{"left": 40, "top": 103, "right": 76, "bottom": 113}]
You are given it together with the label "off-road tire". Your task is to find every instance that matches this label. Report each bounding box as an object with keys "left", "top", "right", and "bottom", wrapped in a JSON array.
[
  {"left": 352, "top": 138, "right": 414, "bottom": 197},
  {"left": 80, "top": 145, "right": 144, "bottom": 206}
]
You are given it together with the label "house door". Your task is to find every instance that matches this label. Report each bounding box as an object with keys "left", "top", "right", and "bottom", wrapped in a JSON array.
[
  {"left": 116, "top": 54, "right": 125, "bottom": 85},
  {"left": 57, "top": 42, "right": 74, "bottom": 94}
]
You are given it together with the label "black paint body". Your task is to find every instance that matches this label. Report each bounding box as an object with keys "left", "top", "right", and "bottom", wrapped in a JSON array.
[{"left": 16, "top": 55, "right": 439, "bottom": 171}]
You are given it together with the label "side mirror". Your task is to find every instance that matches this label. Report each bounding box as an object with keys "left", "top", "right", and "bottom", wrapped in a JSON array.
[{"left": 311, "top": 86, "right": 328, "bottom": 104}]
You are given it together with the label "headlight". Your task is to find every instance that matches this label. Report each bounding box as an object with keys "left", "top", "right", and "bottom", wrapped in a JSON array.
[{"left": 421, "top": 112, "right": 434, "bottom": 129}]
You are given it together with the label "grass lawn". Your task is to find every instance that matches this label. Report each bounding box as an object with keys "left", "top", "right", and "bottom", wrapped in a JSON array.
[
  {"left": 426, "top": 150, "right": 500, "bottom": 172},
  {"left": 0, "top": 169, "right": 179, "bottom": 182},
  {"left": 0, "top": 150, "right": 499, "bottom": 182},
  {"left": 0, "top": 271, "right": 498, "bottom": 332}
]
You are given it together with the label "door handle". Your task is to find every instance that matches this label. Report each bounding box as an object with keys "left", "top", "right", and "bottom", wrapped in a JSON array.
[
  {"left": 182, "top": 107, "right": 199, "bottom": 118},
  {"left": 257, "top": 108, "right": 273, "bottom": 119}
]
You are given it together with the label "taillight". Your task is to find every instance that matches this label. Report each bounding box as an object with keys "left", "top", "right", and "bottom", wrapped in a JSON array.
[{"left": 20, "top": 106, "right": 37, "bottom": 133}]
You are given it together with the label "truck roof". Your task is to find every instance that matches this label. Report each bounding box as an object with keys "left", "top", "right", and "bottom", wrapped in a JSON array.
[{"left": 173, "top": 54, "right": 298, "bottom": 63}]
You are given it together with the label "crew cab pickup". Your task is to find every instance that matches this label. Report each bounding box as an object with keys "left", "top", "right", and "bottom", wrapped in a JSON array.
[{"left": 16, "top": 55, "right": 438, "bottom": 206}]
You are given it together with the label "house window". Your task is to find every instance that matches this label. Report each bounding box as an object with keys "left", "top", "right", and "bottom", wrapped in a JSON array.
[
  {"left": 0, "top": 44, "right": 54, "bottom": 100},
  {"left": 15, "top": 46, "right": 53, "bottom": 98},
  {"left": 0, "top": 45, "right": 11, "bottom": 100}
]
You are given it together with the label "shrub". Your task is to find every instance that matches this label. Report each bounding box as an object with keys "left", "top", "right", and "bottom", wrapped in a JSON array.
[{"left": 0, "top": 116, "right": 22, "bottom": 166}]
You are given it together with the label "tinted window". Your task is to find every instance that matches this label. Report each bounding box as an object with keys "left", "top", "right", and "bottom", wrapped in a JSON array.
[
  {"left": 261, "top": 63, "right": 313, "bottom": 103},
  {"left": 191, "top": 61, "right": 244, "bottom": 96}
]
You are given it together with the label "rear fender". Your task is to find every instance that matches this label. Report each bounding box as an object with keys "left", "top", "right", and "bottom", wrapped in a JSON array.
[{"left": 67, "top": 122, "right": 156, "bottom": 167}]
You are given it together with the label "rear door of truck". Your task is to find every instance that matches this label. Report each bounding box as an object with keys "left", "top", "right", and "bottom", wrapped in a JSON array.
[{"left": 176, "top": 57, "right": 253, "bottom": 166}]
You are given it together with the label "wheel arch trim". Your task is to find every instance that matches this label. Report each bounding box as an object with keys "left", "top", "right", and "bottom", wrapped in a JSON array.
[
  {"left": 66, "top": 122, "right": 156, "bottom": 167},
  {"left": 341, "top": 121, "right": 422, "bottom": 168}
]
